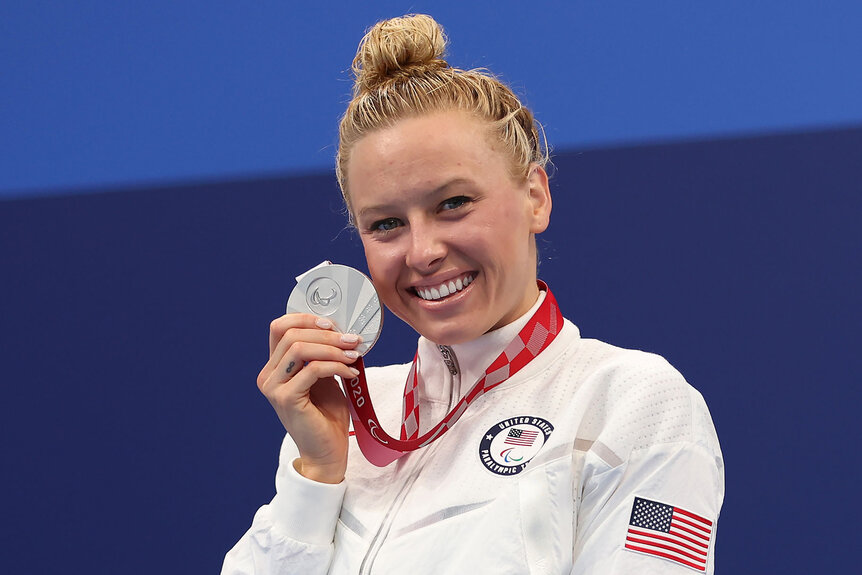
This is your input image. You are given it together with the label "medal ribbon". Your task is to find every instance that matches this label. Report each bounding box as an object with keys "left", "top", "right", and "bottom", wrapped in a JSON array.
[{"left": 344, "top": 281, "right": 562, "bottom": 467}]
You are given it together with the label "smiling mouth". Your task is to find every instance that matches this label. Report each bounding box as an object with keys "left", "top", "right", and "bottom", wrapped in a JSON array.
[{"left": 413, "top": 273, "right": 476, "bottom": 301}]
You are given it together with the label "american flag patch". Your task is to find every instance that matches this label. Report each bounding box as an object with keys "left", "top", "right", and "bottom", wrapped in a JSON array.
[
  {"left": 625, "top": 497, "right": 714, "bottom": 572},
  {"left": 504, "top": 428, "right": 538, "bottom": 447}
]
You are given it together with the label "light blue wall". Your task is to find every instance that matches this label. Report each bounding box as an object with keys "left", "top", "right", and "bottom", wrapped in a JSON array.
[{"left": 2, "top": 0, "right": 861, "bottom": 197}]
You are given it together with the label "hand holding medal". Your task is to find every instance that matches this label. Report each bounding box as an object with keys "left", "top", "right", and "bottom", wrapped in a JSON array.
[{"left": 256, "top": 262, "right": 382, "bottom": 484}]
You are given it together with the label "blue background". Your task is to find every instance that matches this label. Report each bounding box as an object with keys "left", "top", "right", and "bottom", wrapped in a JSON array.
[
  {"left": 3, "top": 1, "right": 862, "bottom": 197},
  {"left": 1, "top": 2, "right": 860, "bottom": 573}
]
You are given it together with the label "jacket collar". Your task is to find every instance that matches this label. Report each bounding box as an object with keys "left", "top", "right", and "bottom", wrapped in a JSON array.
[{"left": 415, "top": 291, "right": 547, "bottom": 405}]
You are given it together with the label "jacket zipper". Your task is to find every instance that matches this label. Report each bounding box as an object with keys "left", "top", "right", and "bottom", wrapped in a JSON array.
[{"left": 357, "top": 346, "right": 461, "bottom": 574}]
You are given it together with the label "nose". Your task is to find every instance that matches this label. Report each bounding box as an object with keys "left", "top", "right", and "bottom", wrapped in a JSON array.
[{"left": 404, "top": 219, "right": 446, "bottom": 271}]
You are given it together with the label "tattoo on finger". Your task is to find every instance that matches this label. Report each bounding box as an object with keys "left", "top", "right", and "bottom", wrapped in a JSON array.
[{"left": 286, "top": 360, "right": 296, "bottom": 374}]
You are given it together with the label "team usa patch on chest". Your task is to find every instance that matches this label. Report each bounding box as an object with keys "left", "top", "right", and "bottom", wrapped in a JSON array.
[
  {"left": 478, "top": 416, "right": 554, "bottom": 476},
  {"left": 624, "top": 496, "right": 715, "bottom": 572}
]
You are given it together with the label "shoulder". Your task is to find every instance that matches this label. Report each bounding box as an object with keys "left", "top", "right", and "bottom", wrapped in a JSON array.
[{"left": 562, "top": 335, "right": 721, "bottom": 460}]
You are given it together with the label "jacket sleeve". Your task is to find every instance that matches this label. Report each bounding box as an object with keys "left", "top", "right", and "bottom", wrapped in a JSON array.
[
  {"left": 222, "top": 434, "right": 347, "bottom": 575},
  {"left": 570, "top": 357, "right": 725, "bottom": 574}
]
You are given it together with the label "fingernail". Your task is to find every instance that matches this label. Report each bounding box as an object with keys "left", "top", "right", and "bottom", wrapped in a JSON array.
[
  {"left": 315, "top": 318, "right": 333, "bottom": 329},
  {"left": 349, "top": 367, "right": 360, "bottom": 376},
  {"left": 340, "top": 333, "right": 360, "bottom": 344},
  {"left": 343, "top": 350, "right": 359, "bottom": 359}
]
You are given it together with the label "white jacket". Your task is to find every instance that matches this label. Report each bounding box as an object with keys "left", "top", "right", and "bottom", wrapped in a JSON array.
[{"left": 223, "top": 301, "right": 724, "bottom": 574}]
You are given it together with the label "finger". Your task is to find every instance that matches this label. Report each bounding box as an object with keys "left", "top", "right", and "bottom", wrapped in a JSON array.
[
  {"left": 261, "top": 331, "right": 360, "bottom": 387},
  {"left": 268, "top": 360, "right": 360, "bottom": 401},
  {"left": 273, "top": 341, "right": 360, "bottom": 382},
  {"left": 268, "top": 328, "right": 361, "bottom": 377},
  {"left": 259, "top": 330, "right": 355, "bottom": 394},
  {"left": 259, "top": 339, "right": 360, "bottom": 396},
  {"left": 269, "top": 313, "right": 336, "bottom": 355}
]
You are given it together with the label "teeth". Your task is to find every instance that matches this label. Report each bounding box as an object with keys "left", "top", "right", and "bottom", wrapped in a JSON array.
[{"left": 416, "top": 274, "right": 475, "bottom": 301}]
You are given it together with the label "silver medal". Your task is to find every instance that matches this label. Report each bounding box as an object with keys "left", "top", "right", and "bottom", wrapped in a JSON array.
[{"left": 287, "top": 261, "right": 383, "bottom": 356}]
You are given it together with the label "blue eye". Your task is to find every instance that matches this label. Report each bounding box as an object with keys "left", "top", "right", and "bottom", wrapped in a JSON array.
[
  {"left": 370, "top": 217, "right": 401, "bottom": 232},
  {"left": 441, "top": 196, "right": 470, "bottom": 211}
]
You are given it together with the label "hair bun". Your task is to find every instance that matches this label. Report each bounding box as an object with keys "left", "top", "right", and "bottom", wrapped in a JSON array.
[{"left": 352, "top": 14, "right": 448, "bottom": 94}]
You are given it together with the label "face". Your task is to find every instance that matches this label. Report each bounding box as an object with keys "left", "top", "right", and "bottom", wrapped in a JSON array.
[{"left": 346, "top": 110, "right": 551, "bottom": 345}]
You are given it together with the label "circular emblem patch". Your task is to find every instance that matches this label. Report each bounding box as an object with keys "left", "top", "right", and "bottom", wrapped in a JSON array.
[{"left": 479, "top": 416, "right": 554, "bottom": 476}]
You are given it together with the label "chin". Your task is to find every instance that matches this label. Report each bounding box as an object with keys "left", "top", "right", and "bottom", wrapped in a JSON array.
[{"left": 409, "top": 319, "right": 483, "bottom": 346}]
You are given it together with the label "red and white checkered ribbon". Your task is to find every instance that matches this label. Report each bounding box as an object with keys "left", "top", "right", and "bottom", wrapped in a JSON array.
[{"left": 344, "top": 281, "right": 563, "bottom": 467}]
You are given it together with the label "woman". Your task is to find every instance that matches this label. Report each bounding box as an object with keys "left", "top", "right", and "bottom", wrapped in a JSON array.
[{"left": 224, "top": 14, "right": 723, "bottom": 574}]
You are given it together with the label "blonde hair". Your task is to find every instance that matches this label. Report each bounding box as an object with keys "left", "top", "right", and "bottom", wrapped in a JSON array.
[{"left": 336, "top": 14, "right": 548, "bottom": 212}]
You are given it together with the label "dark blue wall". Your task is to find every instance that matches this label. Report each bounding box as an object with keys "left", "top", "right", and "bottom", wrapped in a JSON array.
[{"left": 1, "top": 127, "right": 860, "bottom": 572}]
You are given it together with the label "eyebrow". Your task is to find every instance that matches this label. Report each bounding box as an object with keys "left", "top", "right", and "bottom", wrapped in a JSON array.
[{"left": 356, "top": 177, "right": 473, "bottom": 221}]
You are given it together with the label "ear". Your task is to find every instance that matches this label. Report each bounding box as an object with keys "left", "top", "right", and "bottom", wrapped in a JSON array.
[{"left": 526, "top": 164, "right": 552, "bottom": 234}]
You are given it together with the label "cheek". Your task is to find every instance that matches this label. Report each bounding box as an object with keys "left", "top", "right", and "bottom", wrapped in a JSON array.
[
  {"left": 497, "top": 202, "right": 536, "bottom": 247},
  {"left": 471, "top": 209, "right": 524, "bottom": 251},
  {"left": 362, "top": 241, "right": 400, "bottom": 287}
]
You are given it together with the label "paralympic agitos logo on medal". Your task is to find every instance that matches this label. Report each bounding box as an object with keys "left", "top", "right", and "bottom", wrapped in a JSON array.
[{"left": 479, "top": 416, "right": 554, "bottom": 476}]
